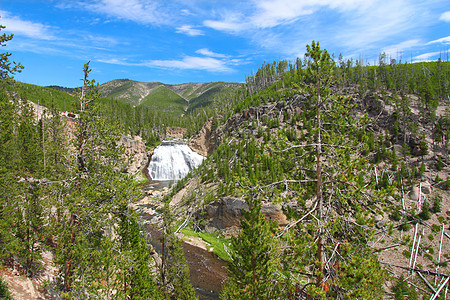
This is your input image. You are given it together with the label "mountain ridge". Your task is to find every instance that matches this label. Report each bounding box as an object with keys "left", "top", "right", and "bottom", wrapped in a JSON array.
[{"left": 97, "top": 79, "right": 241, "bottom": 112}]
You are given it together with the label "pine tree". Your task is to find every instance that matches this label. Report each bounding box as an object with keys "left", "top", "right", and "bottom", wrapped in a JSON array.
[
  {"left": 15, "top": 183, "right": 44, "bottom": 276},
  {"left": 284, "top": 41, "right": 388, "bottom": 297},
  {"left": 0, "top": 25, "right": 24, "bottom": 81},
  {"left": 117, "top": 204, "right": 163, "bottom": 299},
  {"left": 160, "top": 204, "right": 198, "bottom": 300},
  {"left": 221, "top": 195, "right": 279, "bottom": 300},
  {"left": 50, "top": 62, "right": 143, "bottom": 297}
]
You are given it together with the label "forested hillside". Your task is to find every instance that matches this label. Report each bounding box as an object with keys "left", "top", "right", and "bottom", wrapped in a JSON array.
[
  {"left": 169, "top": 42, "right": 450, "bottom": 299},
  {"left": 1, "top": 17, "right": 450, "bottom": 299},
  {"left": 0, "top": 26, "right": 200, "bottom": 299}
]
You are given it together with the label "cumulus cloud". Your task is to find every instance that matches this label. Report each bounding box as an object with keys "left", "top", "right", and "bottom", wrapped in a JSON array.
[
  {"left": 176, "top": 25, "right": 204, "bottom": 36},
  {"left": 0, "top": 10, "right": 55, "bottom": 40}
]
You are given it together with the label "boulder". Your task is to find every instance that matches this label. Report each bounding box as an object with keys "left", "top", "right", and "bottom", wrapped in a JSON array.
[
  {"left": 408, "top": 186, "right": 420, "bottom": 201},
  {"left": 376, "top": 220, "right": 386, "bottom": 229},
  {"left": 421, "top": 181, "right": 432, "bottom": 194},
  {"left": 200, "top": 198, "right": 288, "bottom": 231},
  {"left": 261, "top": 203, "right": 288, "bottom": 225}
]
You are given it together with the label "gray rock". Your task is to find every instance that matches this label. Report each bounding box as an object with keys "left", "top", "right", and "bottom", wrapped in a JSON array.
[
  {"left": 421, "top": 182, "right": 431, "bottom": 194},
  {"left": 408, "top": 186, "right": 420, "bottom": 201},
  {"left": 374, "top": 215, "right": 383, "bottom": 222},
  {"left": 200, "top": 197, "right": 288, "bottom": 231},
  {"left": 376, "top": 220, "right": 386, "bottom": 229}
]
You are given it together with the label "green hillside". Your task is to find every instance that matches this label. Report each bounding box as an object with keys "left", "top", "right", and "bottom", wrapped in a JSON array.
[
  {"left": 98, "top": 79, "right": 162, "bottom": 107},
  {"left": 11, "top": 81, "right": 77, "bottom": 112},
  {"left": 139, "top": 85, "right": 187, "bottom": 114},
  {"left": 98, "top": 79, "right": 241, "bottom": 114}
]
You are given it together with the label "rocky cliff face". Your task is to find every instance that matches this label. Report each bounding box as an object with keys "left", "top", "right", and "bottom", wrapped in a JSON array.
[
  {"left": 165, "top": 126, "right": 187, "bottom": 139},
  {"left": 198, "top": 198, "right": 288, "bottom": 233},
  {"left": 118, "top": 135, "right": 149, "bottom": 175},
  {"left": 188, "top": 118, "right": 220, "bottom": 156}
]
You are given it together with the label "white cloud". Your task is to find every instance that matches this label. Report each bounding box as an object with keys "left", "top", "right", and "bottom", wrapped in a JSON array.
[
  {"left": 97, "top": 58, "right": 132, "bottom": 65},
  {"left": 146, "top": 56, "right": 231, "bottom": 71},
  {"left": 335, "top": 1, "right": 421, "bottom": 50},
  {"left": 440, "top": 11, "right": 450, "bottom": 22},
  {"left": 176, "top": 25, "right": 204, "bottom": 36},
  {"left": 413, "top": 51, "right": 441, "bottom": 62},
  {"left": 427, "top": 36, "right": 450, "bottom": 45},
  {"left": 85, "top": 0, "right": 171, "bottom": 25},
  {"left": 203, "top": 0, "right": 368, "bottom": 32},
  {"left": 203, "top": 20, "right": 241, "bottom": 32},
  {"left": 180, "top": 9, "right": 194, "bottom": 16},
  {"left": 201, "top": 0, "right": 427, "bottom": 58},
  {"left": 250, "top": 0, "right": 314, "bottom": 28},
  {"left": 98, "top": 55, "right": 237, "bottom": 72},
  {"left": 203, "top": 13, "right": 247, "bottom": 33},
  {"left": 381, "top": 39, "right": 421, "bottom": 57},
  {"left": 195, "top": 48, "right": 227, "bottom": 58},
  {"left": 0, "top": 10, "right": 55, "bottom": 40}
]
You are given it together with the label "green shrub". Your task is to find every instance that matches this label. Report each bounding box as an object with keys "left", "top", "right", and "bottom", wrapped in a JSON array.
[
  {"left": 0, "top": 276, "right": 11, "bottom": 300},
  {"left": 437, "top": 261, "right": 448, "bottom": 267},
  {"left": 418, "top": 201, "right": 431, "bottom": 220},
  {"left": 402, "top": 250, "right": 411, "bottom": 259},
  {"left": 390, "top": 208, "right": 402, "bottom": 221},
  {"left": 436, "top": 156, "right": 444, "bottom": 171},
  {"left": 399, "top": 222, "right": 411, "bottom": 231},
  {"left": 419, "top": 162, "right": 426, "bottom": 177}
]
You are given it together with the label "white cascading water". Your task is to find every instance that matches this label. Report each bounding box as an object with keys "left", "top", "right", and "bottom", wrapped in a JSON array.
[{"left": 148, "top": 142, "right": 205, "bottom": 181}]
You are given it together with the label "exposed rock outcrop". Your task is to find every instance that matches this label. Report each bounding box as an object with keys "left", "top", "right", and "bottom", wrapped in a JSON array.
[
  {"left": 198, "top": 197, "right": 288, "bottom": 232},
  {"left": 165, "top": 126, "right": 187, "bottom": 139},
  {"left": 118, "top": 135, "right": 149, "bottom": 175},
  {"left": 188, "top": 118, "right": 220, "bottom": 156}
]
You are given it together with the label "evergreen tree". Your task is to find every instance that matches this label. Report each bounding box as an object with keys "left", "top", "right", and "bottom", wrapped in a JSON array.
[
  {"left": 283, "top": 41, "right": 388, "bottom": 297},
  {"left": 221, "top": 195, "right": 279, "bottom": 300},
  {"left": 0, "top": 275, "right": 12, "bottom": 300},
  {"left": 0, "top": 25, "right": 24, "bottom": 81},
  {"left": 50, "top": 62, "right": 143, "bottom": 297},
  {"left": 15, "top": 183, "right": 44, "bottom": 276},
  {"left": 160, "top": 204, "right": 198, "bottom": 300},
  {"left": 117, "top": 204, "right": 163, "bottom": 299}
]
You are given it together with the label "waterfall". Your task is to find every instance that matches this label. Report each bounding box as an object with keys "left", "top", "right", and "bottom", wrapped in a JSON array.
[{"left": 148, "top": 141, "right": 205, "bottom": 181}]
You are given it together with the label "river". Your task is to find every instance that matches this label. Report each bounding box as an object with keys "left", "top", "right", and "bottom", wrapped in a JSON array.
[
  {"left": 145, "top": 226, "right": 228, "bottom": 300},
  {"left": 143, "top": 141, "right": 228, "bottom": 299}
]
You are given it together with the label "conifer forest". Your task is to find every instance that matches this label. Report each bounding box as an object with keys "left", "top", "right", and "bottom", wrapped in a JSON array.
[{"left": 1, "top": 24, "right": 450, "bottom": 300}]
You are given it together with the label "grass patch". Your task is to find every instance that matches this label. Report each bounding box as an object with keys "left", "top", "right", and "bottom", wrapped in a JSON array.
[{"left": 181, "top": 228, "right": 232, "bottom": 262}]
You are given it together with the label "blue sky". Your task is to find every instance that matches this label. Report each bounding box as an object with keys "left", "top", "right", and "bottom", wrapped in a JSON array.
[{"left": 1, "top": 0, "right": 449, "bottom": 87}]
